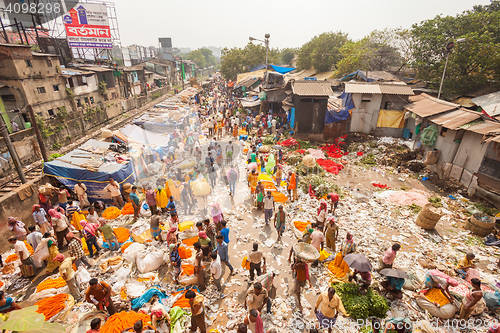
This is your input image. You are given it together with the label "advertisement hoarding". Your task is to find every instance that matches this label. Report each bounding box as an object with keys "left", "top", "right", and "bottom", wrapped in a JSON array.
[{"left": 63, "top": 3, "right": 112, "bottom": 49}]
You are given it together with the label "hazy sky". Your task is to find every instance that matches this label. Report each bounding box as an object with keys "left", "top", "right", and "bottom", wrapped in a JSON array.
[{"left": 114, "top": 0, "right": 491, "bottom": 50}]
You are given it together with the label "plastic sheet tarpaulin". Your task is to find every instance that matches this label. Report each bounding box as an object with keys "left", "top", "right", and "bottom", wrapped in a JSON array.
[
  {"left": 270, "top": 65, "right": 296, "bottom": 74},
  {"left": 43, "top": 139, "right": 135, "bottom": 203},
  {"left": 325, "top": 92, "right": 352, "bottom": 125},
  {"left": 376, "top": 110, "right": 405, "bottom": 128},
  {"left": 131, "top": 287, "right": 167, "bottom": 310},
  {"left": 288, "top": 108, "right": 296, "bottom": 128}
]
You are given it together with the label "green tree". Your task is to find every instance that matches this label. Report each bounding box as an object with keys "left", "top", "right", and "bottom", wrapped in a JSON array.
[
  {"left": 280, "top": 48, "right": 296, "bottom": 66},
  {"left": 185, "top": 48, "right": 217, "bottom": 69},
  {"left": 219, "top": 43, "right": 280, "bottom": 80},
  {"left": 410, "top": 1, "right": 500, "bottom": 97},
  {"left": 297, "top": 32, "right": 349, "bottom": 72},
  {"left": 334, "top": 30, "right": 403, "bottom": 77}
]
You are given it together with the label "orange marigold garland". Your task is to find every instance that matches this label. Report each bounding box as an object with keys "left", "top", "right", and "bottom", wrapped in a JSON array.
[
  {"left": 35, "top": 293, "right": 69, "bottom": 320},
  {"left": 36, "top": 276, "right": 66, "bottom": 292},
  {"left": 100, "top": 311, "right": 151, "bottom": 333}
]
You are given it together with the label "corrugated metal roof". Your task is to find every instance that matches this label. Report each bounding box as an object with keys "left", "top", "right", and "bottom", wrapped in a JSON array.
[
  {"left": 428, "top": 108, "right": 482, "bottom": 129},
  {"left": 471, "top": 91, "right": 500, "bottom": 117},
  {"left": 405, "top": 93, "right": 459, "bottom": 117},
  {"left": 486, "top": 135, "right": 500, "bottom": 143},
  {"left": 292, "top": 81, "right": 333, "bottom": 97},
  {"left": 464, "top": 120, "right": 500, "bottom": 135},
  {"left": 344, "top": 82, "right": 413, "bottom": 95}
]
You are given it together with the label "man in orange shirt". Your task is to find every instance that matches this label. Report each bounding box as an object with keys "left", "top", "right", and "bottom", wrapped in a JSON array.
[{"left": 85, "top": 278, "right": 116, "bottom": 315}]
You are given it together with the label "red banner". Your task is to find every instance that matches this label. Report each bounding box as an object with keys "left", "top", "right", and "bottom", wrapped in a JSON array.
[{"left": 65, "top": 24, "right": 110, "bottom": 38}]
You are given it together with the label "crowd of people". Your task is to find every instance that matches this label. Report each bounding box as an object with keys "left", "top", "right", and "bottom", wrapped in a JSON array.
[{"left": 2, "top": 74, "right": 499, "bottom": 333}]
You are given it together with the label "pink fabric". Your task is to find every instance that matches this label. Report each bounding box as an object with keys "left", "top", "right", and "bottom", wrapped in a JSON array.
[
  {"left": 382, "top": 247, "right": 396, "bottom": 265},
  {"left": 305, "top": 262, "right": 310, "bottom": 281},
  {"left": 254, "top": 312, "right": 264, "bottom": 333},
  {"left": 198, "top": 231, "right": 207, "bottom": 239},
  {"left": 81, "top": 221, "right": 99, "bottom": 236},
  {"left": 48, "top": 209, "right": 62, "bottom": 219},
  {"left": 429, "top": 269, "right": 459, "bottom": 287}
]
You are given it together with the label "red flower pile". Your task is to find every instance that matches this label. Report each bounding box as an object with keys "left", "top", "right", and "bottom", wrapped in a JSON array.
[
  {"left": 316, "top": 159, "right": 344, "bottom": 175},
  {"left": 357, "top": 152, "right": 364, "bottom": 156},
  {"left": 278, "top": 138, "right": 299, "bottom": 147},
  {"left": 294, "top": 149, "right": 306, "bottom": 154}
]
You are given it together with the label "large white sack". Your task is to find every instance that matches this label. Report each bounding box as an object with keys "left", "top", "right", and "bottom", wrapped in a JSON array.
[
  {"left": 76, "top": 265, "right": 91, "bottom": 285},
  {"left": 415, "top": 297, "right": 457, "bottom": 319},
  {"left": 136, "top": 250, "right": 164, "bottom": 274},
  {"left": 123, "top": 243, "right": 146, "bottom": 263}
]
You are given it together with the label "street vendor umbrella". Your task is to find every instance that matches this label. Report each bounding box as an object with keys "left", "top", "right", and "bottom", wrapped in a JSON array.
[
  {"left": 343, "top": 253, "right": 373, "bottom": 272},
  {"left": 272, "top": 145, "right": 283, "bottom": 150},
  {"left": 380, "top": 268, "right": 409, "bottom": 279}
]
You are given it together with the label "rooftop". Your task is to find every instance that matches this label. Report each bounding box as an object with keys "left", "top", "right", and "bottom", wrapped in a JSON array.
[
  {"left": 292, "top": 80, "right": 333, "bottom": 97},
  {"left": 344, "top": 82, "right": 414, "bottom": 95}
]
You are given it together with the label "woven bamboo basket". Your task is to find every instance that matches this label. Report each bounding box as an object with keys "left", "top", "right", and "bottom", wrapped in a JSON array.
[
  {"left": 416, "top": 211, "right": 439, "bottom": 230},
  {"left": 466, "top": 213, "right": 495, "bottom": 237},
  {"left": 421, "top": 204, "right": 443, "bottom": 221}
]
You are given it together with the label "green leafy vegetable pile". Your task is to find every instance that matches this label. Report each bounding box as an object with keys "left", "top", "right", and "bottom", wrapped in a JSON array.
[{"left": 335, "top": 283, "right": 389, "bottom": 319}]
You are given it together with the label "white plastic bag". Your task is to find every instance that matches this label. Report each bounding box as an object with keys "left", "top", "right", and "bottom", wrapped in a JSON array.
[
  {"left": 111, "top": 266, "right": 131, "bottom": 293},
  {"left": 136, "top": 250, "right": 163, "bottom": 274},
  {"left": 76, "top": 265, "right": 91, "bottom": 285},
  {"left": 123, "top": 243, "right": 146, "bottom": 263}
]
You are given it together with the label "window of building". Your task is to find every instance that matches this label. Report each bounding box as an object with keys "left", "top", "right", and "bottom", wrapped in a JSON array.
[
  {"left": 1, "top": 94, "right": 16, "bottom": 102},
  {"left": 25, "top": 60, "right": 32, "bottom": 67},
  {"left": 53, "top": 85, "right": 59, "bottom": 92},
  {"left": 440, "top": 127, "right": 448, "bottom": 137},
  {"left": 47, "top": 109, "right": 55, "bottom": 117},
  {"left": 68, "top": 78, "right": 74, "bottom": 88},
  {"left": 37, "top": 87, "right": 46, "bottom": 94},
  {"left": 46, "top": 59, "right": 53, "bottom": 67},
  {"left": 76, "top": 99, "right": 81, "bottom": 107},
  {"left": 89, "top": 96, "right": 94, "bottom": 104},
  {"left": 22, "top": 113, "right": 29, "bottom": 122},
  {"left": 361, "top": 94, "right": 372, "bottom": 102},
  {"left": 84, "top": 97, "right": 90, "bottom": 105},
  {"left": 384, "top": 101, "right": 392, "bottom": 109}
]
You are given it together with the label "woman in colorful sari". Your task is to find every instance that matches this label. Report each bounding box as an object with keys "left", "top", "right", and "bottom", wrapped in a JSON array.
[
  {"left": 44, "top": 233, "right": 62, "bottom": 273},
  {"left": 211, "top": 203, "right": 224, "bottom": 233},
  {"left": 421, "top": 269, "right": 458, "bottom": 304}
]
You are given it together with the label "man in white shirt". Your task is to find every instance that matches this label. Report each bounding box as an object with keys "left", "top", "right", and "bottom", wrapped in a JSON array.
[
  {"left": 26, "top": 226, "right": 42, "bottom": 252},
  {"left": 74, "top": 181, "right": 90, "bottom": 207},
  {"left": 104, "top": 178, "right": 123, "bottom": 208},
  {"left": 210, "top": 252, "right": 222, "bottom": 292},
  {"left": 86, "top": 206, "right": 99, "bottom": 224},
  {"left": 9, "top": 236, "right": 30, "bottom": 262},
  {"left": 271, "top": 118, "right": 277, "bottom": 134},
  {"left": 263, "top": 191, "right": 275, "bottom": 225}
]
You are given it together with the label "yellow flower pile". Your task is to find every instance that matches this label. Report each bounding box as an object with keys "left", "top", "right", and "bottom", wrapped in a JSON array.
[{"left": 425, "top": 288, "right": 450, "bottom": 306}]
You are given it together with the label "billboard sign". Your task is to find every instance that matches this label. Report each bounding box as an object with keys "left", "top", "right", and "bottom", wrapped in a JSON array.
[{"left": 63, "top": 3, "right": 112, "bottom": 49}]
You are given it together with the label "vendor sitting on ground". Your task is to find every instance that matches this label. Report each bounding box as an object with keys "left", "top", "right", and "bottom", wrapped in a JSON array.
[
  {"left": 381, "top": 276, "right": 405, "bottom": 300},
  {"left": 349, "top": 269, "right": 372, "bottom": 293},
  {"left": 0, "top": 291, "right": 21, "bottom": 313},
  {"left": 455, "top": 253, "right": 476, "bottom": 279},
  {"left": 419, "top": 269, "right": 458, "bottom": 304}
]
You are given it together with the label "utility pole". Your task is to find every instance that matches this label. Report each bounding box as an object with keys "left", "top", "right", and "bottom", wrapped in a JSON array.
[
  {"left": 27, "top": 105, "right": 48, "bottom": 162},
  {"left": 0, "top": 116, "right": 27, "bottom": 183},
  {"left": 180, "top": 57, "right": 185, "bottom": 90}
]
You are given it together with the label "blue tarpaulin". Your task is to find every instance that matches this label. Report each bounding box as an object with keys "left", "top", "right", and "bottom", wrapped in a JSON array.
[
  {"left": 340, "top": 70, "right": 375, "bottom": 82},
  {"left": 270, "top": 65, "right": 296, "bottom": 74},
  {"left": 288, "top": 108, "right": 296, "bottom": 128},
  {"left": 43, "top": 139, "right": 135, "bottom": 203},
  {"left": 250, "top": 64, "right": 266, "bottom": 72},
  {"left": 325, "top": 92, "right": 353, "bottom": 124},
  {"left": 131, "top": 287, "right": 167, "bottom": 310}
]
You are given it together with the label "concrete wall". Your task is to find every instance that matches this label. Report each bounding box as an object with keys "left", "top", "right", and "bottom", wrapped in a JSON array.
[
  {"left": 350, "top": 93, "right": 382, "bottom": 133},
  {"left": 0, "top": 175, "right": 57, "bottom": 253}
]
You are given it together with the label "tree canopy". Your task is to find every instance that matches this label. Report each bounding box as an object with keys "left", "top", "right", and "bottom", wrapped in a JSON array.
[
  {"left": 409, "top": 1, "right": 500, "bottom": 97},
  {"left": 297, "top": 32, "right": 349, "bottom": 73},
  {"left": 184, "top": 48, "right": 217, "bottom": 69},
  {"left": 334, "top": 30, "right": 403, "bottom": 77},
  {"left": 219, "top": 43, "right": 280, "bottom": 80}
]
